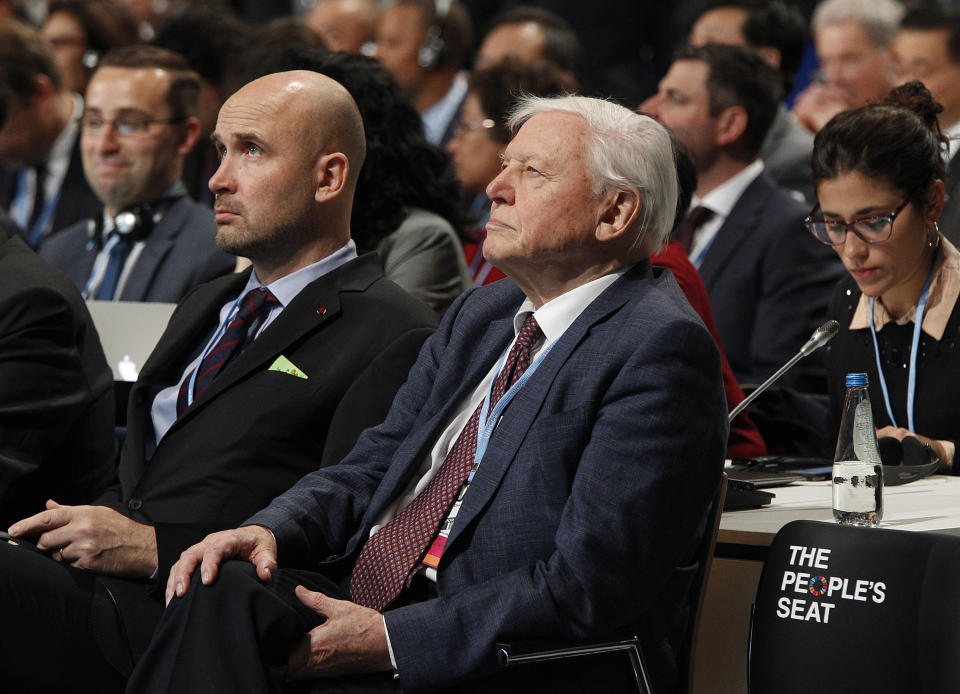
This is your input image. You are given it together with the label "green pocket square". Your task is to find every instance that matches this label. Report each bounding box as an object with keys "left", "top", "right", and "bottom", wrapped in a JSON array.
[{"left": 268, "top": 355, "right": 308, "bottom": 379}]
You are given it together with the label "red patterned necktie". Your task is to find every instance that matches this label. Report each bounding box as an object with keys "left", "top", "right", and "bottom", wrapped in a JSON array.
[
  {"left": 176, "top": 287, "right": 279, "bottom": 417},
  {"left": 349, "top": 314, "right": 544, "bottom": 611}
]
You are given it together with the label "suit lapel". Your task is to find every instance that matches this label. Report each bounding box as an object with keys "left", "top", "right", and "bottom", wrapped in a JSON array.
[
  {"left": 172, "top": 254, "right": 380, "bottom": 428},
  {"left": 697, "top": 174, "right": 768, "bottom": 288},
  {"left": 136, "top": 271, "right": 249, "bottom": 390},
  {"left": 124, "top": 271, "right": 248, "bottom": 478},
  {"left": 442, "top": 265, "right": 642, "bottom": 552},
  {"left": 118, "top": 197, "right": 188, "bottom": 301},
  {"left": 351, "top": 299, "right": 518, "bottom": 544}
]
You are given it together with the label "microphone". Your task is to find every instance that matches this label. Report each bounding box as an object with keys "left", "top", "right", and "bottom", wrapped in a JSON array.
[{"left": 728, "top": 320, "right": 840, "bottom": 423}]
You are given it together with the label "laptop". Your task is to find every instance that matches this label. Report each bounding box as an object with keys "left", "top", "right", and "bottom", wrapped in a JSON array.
[{"left": 86, "top": 300, "right": 176, "bottom": 382}]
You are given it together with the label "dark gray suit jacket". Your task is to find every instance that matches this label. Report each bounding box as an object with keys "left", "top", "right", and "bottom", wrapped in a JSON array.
[
  {"left": 0, "top": 136, "right": 102, "bottom": 245},
  {"left": 0, "top": 225, "right": 115, "bottom": 527},
  {"left": 37, "top": 195, "right": 235, "bottom": 303},
  {"left": 940, "top": 158, "right": 960, "bottom": 247},
  {"left": 697, "top": 171, "right": 844, "bottom": 391},
  {"left": 761, "top": 105, "right": 815, "bottom": 204},
  {"left": 250, "top": 262, "right": 728, "bottom": 692}
]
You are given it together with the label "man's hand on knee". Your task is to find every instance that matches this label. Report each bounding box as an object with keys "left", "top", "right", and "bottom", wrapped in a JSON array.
[
  {"left": 166, "top": 525, "right": 277, "bottom": 605},
  {"left": 287, "top": 587, "right": 393, "bottom": 680}
]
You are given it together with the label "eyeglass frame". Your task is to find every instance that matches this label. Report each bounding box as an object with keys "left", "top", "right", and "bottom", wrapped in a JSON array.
[
  {"left": 451, "top": 117, "right": 498, "bottom": 138},
  {"left": 803, "top": 197, "right": 911, "bottom": 246},
  {"left": 79, "top": 111, "right": 187, "bottom": 137}
]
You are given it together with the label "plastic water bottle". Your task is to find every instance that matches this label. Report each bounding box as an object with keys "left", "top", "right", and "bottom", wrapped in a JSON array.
[{"left": 832, "top": 373, "right": 883, "bottom": 526}]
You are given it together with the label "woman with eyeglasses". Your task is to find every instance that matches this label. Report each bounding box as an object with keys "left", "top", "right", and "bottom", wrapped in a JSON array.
[{"left": 810, "top": 81, "right": 959, "bottom": 471}]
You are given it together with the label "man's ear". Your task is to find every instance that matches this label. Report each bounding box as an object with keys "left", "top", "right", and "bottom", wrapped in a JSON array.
[
  {"left": 30, "top": 74, "right": 56, "bottom": 106},
  {"left": 175, "top": 117, "right": 202, "bottom": 157},
  {"left": 315, "top": 151, "right": 349, "bottom": 203},
  {"left": 596, "top": 187, "right": 642, "bottom": 242},
  {"left": 714, "top": 105, "right": 748, "bottom": 148},
  {"left": 756, "top": 46, "right": 781, "bottom": 70}
]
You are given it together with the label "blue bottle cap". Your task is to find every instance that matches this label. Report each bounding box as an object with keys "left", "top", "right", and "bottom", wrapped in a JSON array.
[{"left": 845, "top": 372, "right": 868, "bottom": 388}]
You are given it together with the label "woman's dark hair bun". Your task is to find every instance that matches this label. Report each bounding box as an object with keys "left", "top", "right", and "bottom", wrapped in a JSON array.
[{"left": 883, "top": 81, "right": 944, "bottom": 136}]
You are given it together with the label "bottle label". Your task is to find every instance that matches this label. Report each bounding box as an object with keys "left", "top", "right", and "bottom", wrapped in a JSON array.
[{"left": 852, "top": 400, "right": 881, "bottom": 465}]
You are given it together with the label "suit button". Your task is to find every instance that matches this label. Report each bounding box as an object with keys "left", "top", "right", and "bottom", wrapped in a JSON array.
[{"left": 128, "top": 498, "right": 143, "bottom": 511}]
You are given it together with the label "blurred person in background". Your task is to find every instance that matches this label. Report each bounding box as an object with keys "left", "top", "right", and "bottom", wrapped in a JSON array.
[
  {"left": 374, "top": 0, "right": 471, "bottom": 146},
  {"left": 688, "top": 0, "right": 814, "bottom": 201},
  {"left": 41, "top": 0, "right": 139, "bottom": 96},
  {"left": 792, "top": 0, "right": 903, "bottom": 134},
  {"left": 474, "top": 6, "right": 580, "bottom": 88},
  {"left": 306, "top": 0, "right": 378, "bottom": 54},
  {"left": 891, "top": 9, "right": 960, "bottom": 246},
  {"left": 0, "top": 18, "right": 100, "bottom": 245},
  {"left": 38, "top": 45, "right": 234, "bottom": 302}
]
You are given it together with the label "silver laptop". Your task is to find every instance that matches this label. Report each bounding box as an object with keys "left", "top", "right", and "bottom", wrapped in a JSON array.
[{"left": 86, "top": 300, "right": 176, "bottom": 381}]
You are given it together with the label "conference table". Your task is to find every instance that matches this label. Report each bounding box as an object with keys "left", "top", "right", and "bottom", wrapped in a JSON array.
[{"left": 690, "top": 474, "right": 960, "bottom": 694}]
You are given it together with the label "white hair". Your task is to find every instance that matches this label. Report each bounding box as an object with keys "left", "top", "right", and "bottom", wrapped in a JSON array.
[
  {"left": 507, "top": 94, "right": 679, "bottom": 253},
  {"left": 812, "top": 0, "right": 904, "bottom": 48}
]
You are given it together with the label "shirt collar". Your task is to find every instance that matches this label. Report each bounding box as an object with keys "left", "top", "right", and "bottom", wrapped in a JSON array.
[
  {"left": 514, "top": 268, "right": 627, "bottom": 345},
  {"left": 693, "top": 159, "right": 765, "bottom": 220},
  {"left": 849, "top": 236, "right": 960, "bottom": 340},
  {"left": 945, "top": 119, "right": 960, "bottom": 162},
  {"left": 422, "top": 72, "right": 468, "bottom": 145},
  {"left": 245, "top": 239, "right": 359, "bottom": 308}
]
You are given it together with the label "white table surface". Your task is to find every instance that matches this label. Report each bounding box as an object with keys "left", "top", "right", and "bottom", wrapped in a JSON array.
[{"left": 718, "top": 474, "right": 960, "bottom": 547}]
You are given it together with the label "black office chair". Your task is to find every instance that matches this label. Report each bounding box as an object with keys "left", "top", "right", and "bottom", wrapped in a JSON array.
[
  {"left": 497, "top": 473, "right": 728, "bottom": 694},
  {"left": 749, "top": 519, "right": 960, "bottom": 694}
]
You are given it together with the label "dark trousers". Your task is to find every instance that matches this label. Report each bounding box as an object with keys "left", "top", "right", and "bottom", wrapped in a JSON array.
[
  {"left": 0, "top": 540, "right": 146, "bottom": 693},
  {"left": 125, "top": 561, "right": 399, "bottom": 694},
  {"left": 126, "top": 560, "right": 641, "bottom": 694}
]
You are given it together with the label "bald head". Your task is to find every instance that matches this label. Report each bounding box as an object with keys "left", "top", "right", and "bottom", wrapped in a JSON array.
[
  {"left": 226, "top": 70, "right": 366, "bottom": 189},
  {"left": 210, "top": 71, "right": 367, "bottom": 282}
]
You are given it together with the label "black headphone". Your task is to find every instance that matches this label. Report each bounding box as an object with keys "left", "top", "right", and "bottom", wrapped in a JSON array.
[
  {"left": 86, "top": 203, "right": 156, "bottom": 249},
  {"left": 85, "top": 183, "right": 187, "bottom": 250},
  {"left": 418, "top": 0, "right": 451, "bottom": 70}
]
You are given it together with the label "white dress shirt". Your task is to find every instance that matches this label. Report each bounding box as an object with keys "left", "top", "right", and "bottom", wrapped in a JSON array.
[{"left": 688, "top": 159, "right": 765, "bottom": 268}]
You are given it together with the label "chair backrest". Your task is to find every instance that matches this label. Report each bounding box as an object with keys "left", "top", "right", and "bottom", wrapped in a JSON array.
[
  {"left": 749, "top": 520, "right": 960, "bottom": 694},
  {"left": 678, "top": 472, "right": 727, "bottom": 693}
]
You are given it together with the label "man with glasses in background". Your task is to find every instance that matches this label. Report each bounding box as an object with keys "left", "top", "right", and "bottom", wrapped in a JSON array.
[{"left": 39, "top": 45, "right": 234, "bottom": 303}]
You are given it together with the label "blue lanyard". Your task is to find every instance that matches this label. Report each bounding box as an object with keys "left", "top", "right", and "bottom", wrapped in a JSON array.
[
  {"left": 473, "top": 332, "right": 554, "bottom": 467},
  {"left": 868, "top": 264, "right": 936, "bottom": 431},
  {"left": 184, "top": 293, "right": 246, "bottom": 408},
  {"left": 691, "top": 232, "right": 716, "bottom": 268}
]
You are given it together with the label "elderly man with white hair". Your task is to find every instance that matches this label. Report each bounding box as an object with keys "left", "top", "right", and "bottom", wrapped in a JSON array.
[
  {"left": 128, "top": 94, "right": 728, "bottom": 694},
  {"left": 793, "top": 0, "right": 904, "bottom": 133}
]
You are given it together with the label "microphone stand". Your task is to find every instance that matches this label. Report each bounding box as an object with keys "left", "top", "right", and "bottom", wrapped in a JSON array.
[{"left": 728, "top": 320, "right": 840, "bottom": 423}]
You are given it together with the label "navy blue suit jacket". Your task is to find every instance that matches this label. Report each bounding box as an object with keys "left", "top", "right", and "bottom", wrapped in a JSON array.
[
  {"left": 697, "top": 172, "right": 843, "bottom": 391},
  {"left": 249, "top": 261, "right": 728, "bottom": 692},
  {"left": 37, "top": 195, "right": 235, "bottom": 303}
]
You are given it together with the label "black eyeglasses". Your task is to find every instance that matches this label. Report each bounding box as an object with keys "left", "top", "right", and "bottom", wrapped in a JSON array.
[
  {"left": 804, "top": 198, "right": 910, "bottom": 246},
  {"left": 80, "top": 112, "right": 186, "bottom": 136}
]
